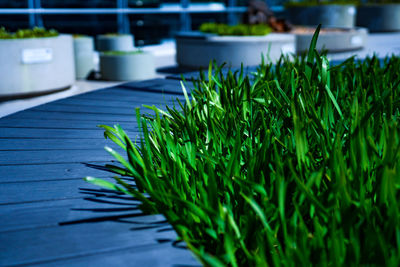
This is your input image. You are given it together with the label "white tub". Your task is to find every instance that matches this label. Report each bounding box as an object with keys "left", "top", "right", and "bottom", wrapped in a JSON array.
[
  {"left": 0, "top": 34, "right": 75, "bottom": 98},
  {"left": 175, "top": 32, "right": 295, "bottom": 69}
]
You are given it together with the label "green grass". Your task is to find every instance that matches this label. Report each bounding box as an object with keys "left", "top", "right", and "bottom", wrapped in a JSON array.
[
  {"left": 0, "top": 27, "right": 58, "bottom": 39},
  {"left": 199, "top": 23, "right": 272, "bottom": 36},
  {"left": 86, "top": 26, "right": 400, "bottom": 266}
]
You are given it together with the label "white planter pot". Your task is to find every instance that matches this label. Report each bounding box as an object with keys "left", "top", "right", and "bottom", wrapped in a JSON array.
[
  {"left": 100, "top": 51, "right": 156, "bottom": 81},
  {"left": 295, "top": 27, "right": 368, "bottom": 53},
  {"left": 73, "top": 36, "right": 95, "bottom": 79},
  {"left": 175, "top": 32, "right": 295, "bottom": 69},
  {"left": 96, "top": 34, "right": 135, "bottom": 52},
  {"left": 0, "top": 34, "right": 75, "bottom": 98},
  {"left": 357, "top": 4, "right": 400, "bottom": 32},
  {"left": 286, "top": 5, "right": 356, "bottom": 28}
]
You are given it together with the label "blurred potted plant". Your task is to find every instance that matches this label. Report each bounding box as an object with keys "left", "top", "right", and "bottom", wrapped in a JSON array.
[
  {"left": 0, "top": 27, "right": 75, "bottom": 98},
  {"left": 285, "top": 0, "right": 357, "bottom": 27},
  {"left": 99, "top": 50, "right": 156, "bottom": 81},
  {"left": 73, "top": 34, "right": 95, "bottom": 79},
  {"left": 176, "top": 22, "right": 296, "bottom": 68},
  {"left": 96, "top": 33, "right": 135, "bottom": 52},
  {"left": 356, "top": 0, "right": 400, "bottom": 31}
]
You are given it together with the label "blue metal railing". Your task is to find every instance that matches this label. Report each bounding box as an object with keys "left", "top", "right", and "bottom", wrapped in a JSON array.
[{"left": 1, "top": 0, "right": 248, "bottom": 32}]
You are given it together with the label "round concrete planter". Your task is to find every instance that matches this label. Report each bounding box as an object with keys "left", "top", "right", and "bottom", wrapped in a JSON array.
[
  {"left": 73, "top": 36, "right": 95, "bottom": 79},
  {"left": 286, "top": 5, "right": 356, "bottom": 28},
  {"left": 100, "top": 51, "right": 156, "bottom": 81},
  {"left": 356, "top": 4, "right": 400, "bottom": 32},
  {"left": 96, "top": 34, "right": 135, "bottom": 52},
  {"left": 0, "top": 34, "right": 75, "bottom": 98},
  {"left": 175, "top": 32, "right": 295, "bottom": 69},
  {"left": 294, "top": 27, "right": 368, "bottom": 53}
]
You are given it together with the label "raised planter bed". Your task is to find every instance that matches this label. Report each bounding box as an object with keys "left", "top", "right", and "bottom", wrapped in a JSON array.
[
  {"left": 73, "top": 35, "right": 95, "bottom": 79},
  {"left": 286, "top": 4, "right": 357, "bottom": 28},
  {"left": 0, "top": 33, "right": 75, "bottom": 98},
  {"left": 99, "top": 51, "right": 156, "bottom": 81},
  {"left": 175, "top": 32, "right": 295, "bottom": 69},
  {"left": 356, "top": 4, "right": 400, "bottom": 32},
  {"left": 293, "top": 26, "right": 368, "bottom": 53}
]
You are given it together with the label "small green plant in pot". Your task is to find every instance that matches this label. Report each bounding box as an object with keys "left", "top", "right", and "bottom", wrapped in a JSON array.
[
  {"left": 96, "top": 33, "right": 135, "bottom": 52},
  {"left": 73, "top": 34, "right": 95, "bottom": 79},
  {"left": 0, "top": 27, "right": 74, "bottom": 98},
  {"left": 87, "top": 27, "right": 400, "bottom": 266},
  {"left": 99, "top": 50, "right": 155, "bottom": 81},
  {"left": 0, "top": 27, "right": 58, "bottom": 39},
  {"left": 176, "top": 22, "right": 294, "bottom": 68},
  {"left": 285, "top": 0, "right": 358, "bottom": 27},
  {"left": 199, "top": 22, "right": 272, "bottom": 36}
]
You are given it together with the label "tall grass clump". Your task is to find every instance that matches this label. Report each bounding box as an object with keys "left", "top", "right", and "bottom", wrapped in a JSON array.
[{"left": 86, "top": 26, "right": 400, "bottom": 266}]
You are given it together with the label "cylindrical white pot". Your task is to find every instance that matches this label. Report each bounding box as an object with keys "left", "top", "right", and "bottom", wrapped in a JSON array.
[
  {"left": 295, "top": 27, "right": 368, "bottom": 53},
  {"left": 0, "top": 34, "right": 75, "bottom": 98},
  {"left": 100, "top": 51, "right": 156, "bottom": 81},
  {"left": 176, "top": 32, "right": 295, "bottom": 69},
  {"left": 286, "top": 5, "right": 356, "bottom": 28},
  {"left": 96, "top": 34, "right": 135, "bottom": 52},
  {"left": 73, "top": 36, "right": 95, "bottom": 79},
  {"left": 357, "top": 4, "right": 400, "bottom": 32}
]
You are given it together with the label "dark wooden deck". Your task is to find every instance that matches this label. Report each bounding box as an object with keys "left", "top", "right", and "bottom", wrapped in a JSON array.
[{"left": 0, "top": 78, "right": 201, "bottom": 266}]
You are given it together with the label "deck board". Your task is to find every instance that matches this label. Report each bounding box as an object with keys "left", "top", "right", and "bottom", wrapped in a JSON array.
[
  {"left": 0, "top": 139, "right": 124, "bottom": 151},
  {"left": 0, "top": 162, "right": 111, "bottom": 182},
  {"left": 0, "top": 79, "right": 198, "bottom": 266},
  {"left": 0, "top": 118, "right": 136, "bottom": 130},
  {"left": 0, "top": 127, "right": 138, "bottom": 139},
  {"left": 35, "top": 242, "right": 201, "bottom": 267},
  {"left": 0, "top": 149, "right": 116, "bottom": 165},
  {"left": 0, "top": 214, "right": 187, "bottom": 266},
  {"left": 0, "top": 194, "right": 141, "bottom": 232}
]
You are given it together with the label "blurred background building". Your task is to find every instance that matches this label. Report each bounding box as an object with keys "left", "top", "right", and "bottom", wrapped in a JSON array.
[{"left": 0, "top": 0, "right": 284, "bottom": 46}]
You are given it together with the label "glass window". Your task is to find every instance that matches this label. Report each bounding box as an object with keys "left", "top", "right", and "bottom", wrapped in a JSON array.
[
  {"left": 40, "top": 0, "right": 116, "bottom": 8},
  {"left": 42, "top": 14, "right": 118, "bottom": 35},
  {"left": 128, "top": 0, "right": 160, "bottom": 8},
  {"left": 0, "top": 0, "right": 27, "bottom": 8},
  {"left": 129, "top": 13, "right": 179, "bottom": 46},
  {"left": 0, "top": 15, "right": 30, "bottom": 30}
]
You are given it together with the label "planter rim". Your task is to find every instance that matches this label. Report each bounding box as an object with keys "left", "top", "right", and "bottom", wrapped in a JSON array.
[
  {"left": 293, "top": 27, "right": 368, "bottom": 35},
  {"left": 100, "top": 51, "right": 151, "bottom": 57},
  {"left": 73, "top": 35, "right": 93, "bottom": 39},
  {"left": 176, "top": 32, "right": 294, "bottom": 42},
  {"left": 285, "top": 3, "right": 356, "bottom": 7},
  {"left": 97, "top": 34, "right": 133, "bottom": 38}
]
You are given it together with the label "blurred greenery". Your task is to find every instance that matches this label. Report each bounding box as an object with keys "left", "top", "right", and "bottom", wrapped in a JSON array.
[
  {"left": 87, "top": 26, "right": 400, "bottom": 266},
  {"left": 199, "top": 22, "right": 272, "bottom": 36},
  {"left": 0, "top": 27, "right": 58, "bottom": 39},
  {"left": 101, "top": 50, "right": 143, "bottom": 56}
]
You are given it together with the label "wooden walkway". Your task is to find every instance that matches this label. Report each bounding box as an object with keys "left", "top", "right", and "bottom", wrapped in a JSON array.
[{"left": 0, "top": 78, "right": 200, "bottom": 266}]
